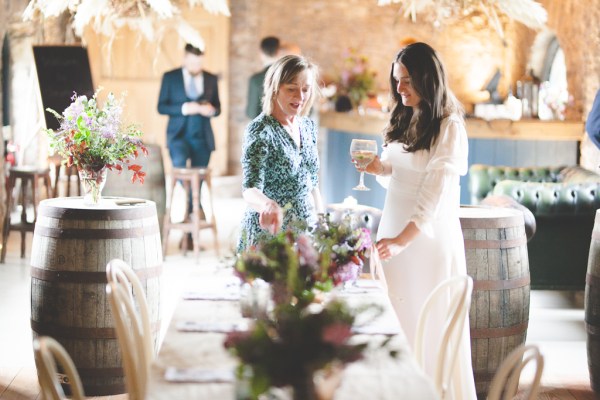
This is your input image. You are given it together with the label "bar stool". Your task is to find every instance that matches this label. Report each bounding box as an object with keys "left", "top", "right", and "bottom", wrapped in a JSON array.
[
  {"left": 48, "top": 155, "right": 81, "bottom": 197},
  {"left": 1, "top": 166, "right": 53, "bottom": 262},
  {"left": 162, "top": 167, "right": 219, "bottom": 259}
]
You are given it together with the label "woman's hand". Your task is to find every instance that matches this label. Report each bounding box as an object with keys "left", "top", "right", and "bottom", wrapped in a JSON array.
[
  {"left": 259, "top": 200, "right": 283, "bottom": 234},
  {"left": 352, "top": 155, "right": 384, "bottom": 175},
  {"left": 376, "top": 222, "right": 420, "bottom": 261},
  {"left": 376, "top": 236, "right": 407, "bottom": 261}
]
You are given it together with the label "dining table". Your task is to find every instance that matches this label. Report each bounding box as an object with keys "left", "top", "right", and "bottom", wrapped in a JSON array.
[{"left": 146, "top": 266, "right": 439, "bottom": 399}]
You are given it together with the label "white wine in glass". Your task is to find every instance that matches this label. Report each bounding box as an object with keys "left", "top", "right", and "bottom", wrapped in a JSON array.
[{"left": 350, "top": 139, "right": 378, "bottom": 191}]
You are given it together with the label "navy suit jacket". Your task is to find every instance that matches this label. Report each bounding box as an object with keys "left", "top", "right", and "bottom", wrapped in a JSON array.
[
  {"left": 587, "top": 89, "right": 600, "bottom": 149},
  {"left": 157, "top": 68, "right": 221, "bottom": 151}
]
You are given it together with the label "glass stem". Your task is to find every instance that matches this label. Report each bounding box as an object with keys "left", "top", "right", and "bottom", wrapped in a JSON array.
[{"left": 359, "top": 171, "right": 365, "bottom": 188}]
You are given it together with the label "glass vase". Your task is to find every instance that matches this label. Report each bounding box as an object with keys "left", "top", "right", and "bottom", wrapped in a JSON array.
[{"left": 78, "top": 166, "right": 107, "bottom": 206}]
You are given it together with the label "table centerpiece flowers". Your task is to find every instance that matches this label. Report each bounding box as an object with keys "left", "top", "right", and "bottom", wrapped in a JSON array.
[
  {"left": 224, "top": 300, "right": 372, "bottom": 400},
  {"left": 234, "top": 228, "right": 332, "bottom": 309},
  {"left": 45, "top": 89, "right": 148, "bottom": 205},
  {"left": 310, "top": 213, "right": 372, "bottom": 287}
]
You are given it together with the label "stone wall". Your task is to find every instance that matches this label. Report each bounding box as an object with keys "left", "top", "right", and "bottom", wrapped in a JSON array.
[
  {"left": 228, "top": 0, "right": 600, "bottom": 174},
  {"left": 541, "top": 0, "right": 600, "bottom": 169}
]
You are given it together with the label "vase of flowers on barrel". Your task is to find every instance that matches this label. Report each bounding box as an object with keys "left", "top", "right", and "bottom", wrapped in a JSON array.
[
  {"left": 45, "top": 90, "right": 148, "bottom": 205},
  {"left": 78, "top": 165, "right": 108, "bottom": 205}
]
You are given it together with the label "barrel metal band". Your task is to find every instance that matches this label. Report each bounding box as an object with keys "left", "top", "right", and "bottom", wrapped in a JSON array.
[
  {"left": 470, "top": 321, "right": 528, "bottom": 339},
  {"left": 39, "top": 203, "right": 156, "bottom": 220},
  {"left": 32, "top": 320, "right": 117, "bottom": 339},
  {"left": 31, "top": 265, "right": 162, "bottom": 283},
  {"left": 473, "top": 275, "right": 530, "bottom": 291},
  {"left": 463, "top": 236, "right": 527, "bottom": 249},
  {"left": 34, "top": 224, "right": 159, "bottom": 239},
  {"left": 81, "top": 383, "right": 126, "bottom": 396},
  {"left": 77, "top": 367, "right": 124, "bottom": 378},
  {"left": 473, "top": 371, "right": 495, "bottom": 382},
  {"left": 31, "top": 320, "right": 161, "bottom": 339},
  {"left": 587, "top": 273, "right": 600, "bottom": 287},
  {"left": 459, "top": 215, "right": 523, "bottom": 229}
]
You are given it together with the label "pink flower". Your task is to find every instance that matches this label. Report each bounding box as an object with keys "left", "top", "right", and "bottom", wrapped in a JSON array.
[{"left": 322, "top": 322, "right": 352, "bottom": 346}]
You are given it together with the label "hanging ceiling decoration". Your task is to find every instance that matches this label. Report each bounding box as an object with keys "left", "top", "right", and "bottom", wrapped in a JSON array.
[
  {"left": 22, "top": 0, "right": 230, "bottom": 51},
  {"left": 377, "top": 0, "right": 547, "bottom": 39}
]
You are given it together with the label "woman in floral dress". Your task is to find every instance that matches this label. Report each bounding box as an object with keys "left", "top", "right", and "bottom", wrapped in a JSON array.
[{"left": 238, "top": 55, "right": 323, "bottom": 251}]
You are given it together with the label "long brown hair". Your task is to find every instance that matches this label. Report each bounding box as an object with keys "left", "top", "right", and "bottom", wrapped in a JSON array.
[{"left": 384, "top": 42, "right": 463, "bottom": 151}]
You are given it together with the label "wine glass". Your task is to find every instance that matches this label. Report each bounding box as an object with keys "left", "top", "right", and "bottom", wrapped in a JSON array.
[{"left": 350, "top": 139, "right": 378, "bottom": 191}]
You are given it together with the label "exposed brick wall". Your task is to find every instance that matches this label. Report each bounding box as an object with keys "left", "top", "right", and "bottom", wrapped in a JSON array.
[{"left": 228, "top": 0, "right": 600, "bottom": 175}]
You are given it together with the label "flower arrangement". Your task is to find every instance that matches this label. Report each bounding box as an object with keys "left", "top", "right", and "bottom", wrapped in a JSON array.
[
  {"left": 23, "top": 0, "right": 230, "bottom": 53},
  {"left": 234, "top": 229, "right": 331, "bottom": 307},
  {"left": 310, "top": 213, "right": 372, "bottom": 286},
  {"left": 335, "top": 48, "right": 377, "bottom": 109},
  {"left": 45, "top": 89, "right": 148, "bottom": 183},
  {"left": 538, "top": 81, "right": 571, "bottom": 120},
  {"left": 224, "top": 300, "right": 372, "bottom": 400}
]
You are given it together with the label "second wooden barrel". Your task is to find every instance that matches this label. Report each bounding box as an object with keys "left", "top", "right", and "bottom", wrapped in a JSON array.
[
  {"left": 30, "top": 197, "right": 163, "bottom": 395},
  {"left": 459, "top": 205, "right": 530, "bottom": 400},
  {"left": 585, "top": 209, "right": 600, "bottom": 392}
]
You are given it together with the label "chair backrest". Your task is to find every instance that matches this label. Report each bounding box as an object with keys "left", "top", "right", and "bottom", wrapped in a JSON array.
[
  {"left": 414, "top": 275, "right": 473, "bottom": 400},
  {"left": 33, "top": 336, "right": 85, "bottom": 400},
  {"left": 106, "top": 258, "right": 153, "bottom": 400},
  {"left": 487, "top": 344, "right": 544, "bottom": 400}
]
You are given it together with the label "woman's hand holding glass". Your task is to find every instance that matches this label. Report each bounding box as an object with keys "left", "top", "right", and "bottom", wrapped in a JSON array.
[{"left": 350, "top": 139, "right": 378, "bottom": 191}]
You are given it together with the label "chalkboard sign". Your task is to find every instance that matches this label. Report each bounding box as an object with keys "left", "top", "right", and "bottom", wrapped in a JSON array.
[{"left": 33, "top": 45, "right": 94, "bottom": 130}]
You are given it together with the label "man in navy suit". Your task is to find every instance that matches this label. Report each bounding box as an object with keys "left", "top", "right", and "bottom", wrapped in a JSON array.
[
  {"left": 158, "top": 44, "right": 220, "bottom": 169},
  {"left": 587, "top": 89, "right": 600, "bottom": 149},
  {"left": 158, "top": 43, "right": 221, "bottom": 217}
]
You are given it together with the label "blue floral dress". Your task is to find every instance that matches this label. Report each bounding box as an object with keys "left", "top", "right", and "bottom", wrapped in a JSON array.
[{"left": 238, "top": 114, "right": 320, "bottom": 251}]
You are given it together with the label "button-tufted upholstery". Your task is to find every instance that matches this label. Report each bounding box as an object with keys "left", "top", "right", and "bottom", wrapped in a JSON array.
[{"left": 469, "top": 164, "right": 600, "bottom": 290}]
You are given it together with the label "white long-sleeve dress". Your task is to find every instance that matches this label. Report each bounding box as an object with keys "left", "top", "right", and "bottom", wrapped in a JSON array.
[{"left": 376, "top": 114, "right": 477, "bottom": 400}]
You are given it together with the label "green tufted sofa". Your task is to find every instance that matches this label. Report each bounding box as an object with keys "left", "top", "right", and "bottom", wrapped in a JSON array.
[{"left": 469, "top": 164, "right": 600, "bottom": 290}]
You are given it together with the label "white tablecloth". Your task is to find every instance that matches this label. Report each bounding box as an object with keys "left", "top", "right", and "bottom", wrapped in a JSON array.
[{"left": 146, "top": 274, "right": 438, "bottom": 400}]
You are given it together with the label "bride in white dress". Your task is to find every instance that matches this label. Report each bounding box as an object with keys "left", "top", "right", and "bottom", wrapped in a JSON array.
[{"left": 359, "top": 42, "right": 477, "bottom": 400}]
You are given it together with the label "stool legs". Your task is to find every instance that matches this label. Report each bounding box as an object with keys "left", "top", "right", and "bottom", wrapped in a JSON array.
[
  {"left": 0, "top": 174, "right": 16, "bottom": 263},
  {"left": 162, "top": 169, "right": 220, "bottom": 260},
  {"left": 203, "top": 174, "right": 219, "bottom": 256},
  {"left": 1, "top": 168, "right": 53, "bottom": 262}
]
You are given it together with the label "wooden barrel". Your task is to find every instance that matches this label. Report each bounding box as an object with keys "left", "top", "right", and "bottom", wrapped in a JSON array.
[
  {"left": 102, "top": 143, "right": 167, "bottom": 236},
  {"left": 30, "top": 197, "right": 163, "bottom": 396},
  {"left": 459, "top": 205, "right": 530, "bottom": 400},
  {"left": 585, "top": 209, "right": 600, "bottom": 392}
]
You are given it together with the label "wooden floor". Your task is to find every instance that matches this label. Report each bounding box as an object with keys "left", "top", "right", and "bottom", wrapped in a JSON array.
[{"left": 0, "top": 179, "right": 598, "bottom": 399}]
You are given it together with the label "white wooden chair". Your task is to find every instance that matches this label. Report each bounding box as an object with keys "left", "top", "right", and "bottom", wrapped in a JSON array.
[
  {"left": 106, "top": 258, "right": 153, "bottom": 400},
  {"left": 414, "top": 275, "right": 473, "bottom": 399},
  {"left": 33, "top": 336, "right": 85, "bottom": 400},
  {"left": 487, "top": 344, "right": 544, "bottom": 400}
]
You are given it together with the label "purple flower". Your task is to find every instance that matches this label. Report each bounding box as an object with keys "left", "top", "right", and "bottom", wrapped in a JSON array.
[
  {"left": 333, "top": 261, "right": 361, "bottom": 285},
  {"left": 296, "top": 234, "right": 319, "bottom": 267}
]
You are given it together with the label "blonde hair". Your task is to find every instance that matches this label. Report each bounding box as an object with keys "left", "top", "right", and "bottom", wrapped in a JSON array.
[{"left": 262, "top": 55, "right": 320, "bottom": 117}]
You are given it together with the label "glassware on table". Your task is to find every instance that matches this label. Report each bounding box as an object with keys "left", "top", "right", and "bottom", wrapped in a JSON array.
[{"left": 350, "top": 139, "right": 378, "bottom": 191}]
